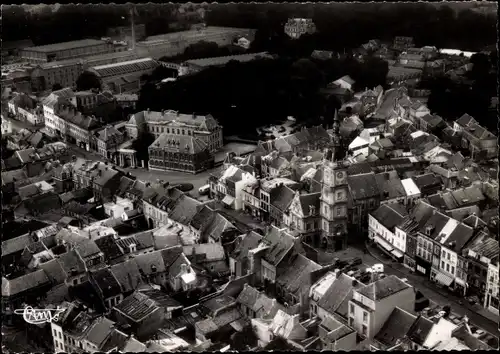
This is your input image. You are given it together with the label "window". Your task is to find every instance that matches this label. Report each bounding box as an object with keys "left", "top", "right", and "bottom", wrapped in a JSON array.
[
  {"left": 349, "top": 317, "right": 354, "bottom": 326},
  {"left": 442, "top": 250, "right": 445, "bottom": 258},
  {"left": 446, "top": 263, "right": 450, "bottom": 272},
  {"left": 350, "top": 304, "right": 354, "bottom": 314},
  {"left": 441, "top": 261, "right": 445, "bottom": 269},
  {"left": 363, "top": 311, "right": 368, "bottom": 323},
  {"left": 447, "top": 253, "right": 450, "bottom": 260},
  {"left": 362, "top": 325, "right": 368, "bottom": 336},
  {"left": 451, "top": 266, "right": 455, "bottom": 274},
  {"left": 58, "top": 332, "right": 62, "bottom": 339}
]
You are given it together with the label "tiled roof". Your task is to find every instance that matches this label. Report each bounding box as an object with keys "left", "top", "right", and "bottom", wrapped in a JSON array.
[
  {"left": 84, "top": 316, "right": 115, "bottom": 347},
  {"left": 2, "top": 269, "right": 50, "bottom": 297},
  {"left": 39, "top": 258, "right": 67, "bottom": 285},
  {"left": 2, "top": 233, "right": 32, "bottom": 257},
  {"left": 455, "top": 113, "right": 478, "bottom": 128},
  {"left": 406, "top": 316, "right": 434, "bottom": 346},
  {"left": 183, "top": 243, "right": 225, "bottom": 262},
  {"left": 150, "top": 133, "right": 209, "bottom": 155},
  {"left": 95, "top": 125, "right": 123, "bottom": 142},
  {"left": 371, "top": 203, "right": 408, "bottom": 231},
  {"left": 357, "top": 275, "right": 411, "bottom": 301},
  {"left": 261, "top": 226, "right": 297, "bottom": 266},
  {"left": 114, "top": 291, "right": 161, "bottom": 322},
  {"left": 109, "top": 259, "right": 143, "bottom": 293},
  {"left": 375, "top": 171, "right": 406, "bottom": 200},
  {"left": 168, "top": 195, "right": 203, "bottom": 225},
  {"left": 230, "top": 231, "right": 263, "bottom": 262},
  {"left": 375, "top": 307, "right": 417, "bottom": 348},
  {"left": 100, "top": 329, "right": 129, "bottom": 352},
  {"left": 57, "top": 250, "right": 86, "bottom": 274},
  {"left": 276, "top": 254, "right": 321, "bottom": 297},
  {"left": 317, "top": 273, "right": 362, "bottom": 315},
  {"left": 348, "top": 173, "right": 380, "bottom": 200},
  {"left": 92, "top": 268, "right": 123, "bottom": 299},
  {"left": 135, "top": 250, "right": 167, "bottom": 275},
  {"left": 92, "top": 58, "right": 158, "bottom": 78},
  {"left": 74, "top": 239, "right": 102, "bottom": 259},
  {"left": 95, "top": 235, "right": 124, "bottom": 262}
]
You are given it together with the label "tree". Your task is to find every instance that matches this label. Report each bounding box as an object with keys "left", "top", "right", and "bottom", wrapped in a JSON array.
[
  {"left": 52, "top": 83, "right": 63, "bottom": 91},
  {"left": 76, "top": 71, "right": 101, "bottom": 91},
  {"left": 131, "top": 132, "right": 155, "bottom": 167}
]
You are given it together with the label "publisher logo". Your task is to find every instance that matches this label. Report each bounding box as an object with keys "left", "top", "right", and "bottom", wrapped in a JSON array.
[{"left": 13, "top": 306, "right": 66, "bottom": 325}]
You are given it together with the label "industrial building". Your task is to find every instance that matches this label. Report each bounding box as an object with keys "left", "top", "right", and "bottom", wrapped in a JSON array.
[
  {"left": 19, "top": 39, "right": 116, "bottom": 64},
  {"left": 136, "top": 26, "right": 256, "bottom": 59}
]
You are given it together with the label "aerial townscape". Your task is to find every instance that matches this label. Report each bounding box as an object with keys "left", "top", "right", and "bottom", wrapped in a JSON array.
[{"left": 2, "top": 2, "right": 499, "bottom": 353}]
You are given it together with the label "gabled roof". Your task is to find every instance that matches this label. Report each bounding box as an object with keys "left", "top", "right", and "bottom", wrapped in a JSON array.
[
  {"left": 317, "top": 273, "right": 362, "bottom": 315},
  {"left": 2, "top": 233, "right": 32, "bottom": 257},
  {"left": 276, "top": 254, "right": 321, "bottom": 298},
  {"left": 260, "top": 226, "right": 297, "bottom": 266},
  {"left": 406, "top": 316, "right": 434, "bottom": 346},
  {"left": 371, "top": 203, "right": 408, "bottom": 231},
  {"left": 135, "top": 250, "right": 167, "bottom": 275},
  {"left": 230, "top": 231, "right": 263, "bottom": 262},
  {"left": 2, "top": 269, "right": 50, "bottom": 297},
  {"left": 92, "top": 267, "right": 123, "bottom": 299},
  {"left": 348, "top": 173, "right": 380, "bottom": 200},
  {"left": 375, "top": 307, "right": 417, "bottom": 348},
  {"left": 455, "top": 113, "right": 478, "bottom": 128},
  {"left": 84, "top": 317, "right": 116, "bottom": 348},
  {"left": 109, "top": 259, "right": 143, "bottom": 293}
]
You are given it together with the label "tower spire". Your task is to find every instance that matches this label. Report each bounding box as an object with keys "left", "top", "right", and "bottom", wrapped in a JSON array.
[{"left": 329, "top": 108, "right": 344, "bottom": 162}]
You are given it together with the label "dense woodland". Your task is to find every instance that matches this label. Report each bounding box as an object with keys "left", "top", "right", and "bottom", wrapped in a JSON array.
[
  {"left": 137, "top": 55, "right": 390, "bottom": 137},
  {"left": 3, "top": 3, "right": 496, "bottom": 51}
]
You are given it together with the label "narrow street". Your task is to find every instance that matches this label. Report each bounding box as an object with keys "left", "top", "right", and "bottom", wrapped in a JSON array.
[{"left": 363, "top": 243, "right": 499, "bottom": 337}]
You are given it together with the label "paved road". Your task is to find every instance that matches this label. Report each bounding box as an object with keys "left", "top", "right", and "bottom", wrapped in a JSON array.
[{"left": 364, "top": 243, "right": 499, "bottom": 337}]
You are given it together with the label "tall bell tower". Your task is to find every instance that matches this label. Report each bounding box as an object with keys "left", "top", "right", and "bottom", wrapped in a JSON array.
[{"left": 320, "top": 109, "right": 349, "bottom": 251}]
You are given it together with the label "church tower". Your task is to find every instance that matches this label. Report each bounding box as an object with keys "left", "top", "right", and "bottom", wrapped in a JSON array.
[{"left": 320, "top": 109, "right": 349, "bottom": 251}]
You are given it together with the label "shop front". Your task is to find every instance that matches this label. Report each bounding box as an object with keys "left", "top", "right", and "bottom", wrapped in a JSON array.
[
  {"left": 431, "top": 268, "right": 454, "bottom": 289},
  {"left": 403, "top": 254, "right": 416, "bottom": 271},
  {"left": 415, "top": 256, "right": 432, "bottom": 277}
]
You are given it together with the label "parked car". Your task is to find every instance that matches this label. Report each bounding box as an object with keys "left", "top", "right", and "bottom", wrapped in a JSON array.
[
  {"left": 198, "top": 184, "right": 210, "bottom": 195},
  {"left": 350, "top": 257, "right": 363, "bottom": 266}
]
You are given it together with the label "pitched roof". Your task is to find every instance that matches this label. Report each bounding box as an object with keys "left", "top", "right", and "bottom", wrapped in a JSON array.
[
  {"left": 260, "top": 226, "right": 297, "bottom": 266},
  {"left": 92, "top": 57, "right": 158, "bottom": 78},
  {"left": 2, "top": 269, "right": 50, "bottom": 297},
  {"left": 84, "top": 317, "right": 116, "bottom": 347},
  {"left": 348, "top": 173, "right": 380, "bottom": 200},
  {"left": 317, "top": 273, "right": 363, "bottom": 315},
  {"left": 39, "top": 258, "right": 67, "bottom": 285},
  {"left": 406, "top": 316, "right": 434, "bottom": 346},
  {"left": 109, "top": 259, "right": 143, "bottom": 293},
  {"left": 357, "top": 275, "right": 411, "bottom": 301},
  {"left": 95, "top": 235, "right": 125, "bottom": 262},
  {"left": 371, "top": 203, "right": 408, "bottom": 231},
  {"left": 135, "top": 250, "right": 167, "bottom": 275},
  {"left": 92, "top": 267, "right": 123, "bottom": 299},
  {"left": 183, "top": 243, "right": 225, "bottom": 262},
  {"left": 2, "top": 233, "right": 32, "bottom": 257},
  {"left": 114, "top": 291, "right": 161, "bottom": 322},
  {"left": 276, "top": 254, "right": 321, "bottom": 297},
  {"left": 230, "top": 231, "right": 263, "bottom": 262},
  {"left": 167, "top": 195, "right": 203, "bottom": 225},
  {"left": 375, "top": 307, "right": 417, "bottom": 348},
  {"left": 375, "top": 171, "right": 406, "bottom": 200}
]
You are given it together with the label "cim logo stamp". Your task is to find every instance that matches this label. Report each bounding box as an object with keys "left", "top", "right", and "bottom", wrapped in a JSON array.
[{"left": 13, "top": 306, "right": 66, "bottom": 325}]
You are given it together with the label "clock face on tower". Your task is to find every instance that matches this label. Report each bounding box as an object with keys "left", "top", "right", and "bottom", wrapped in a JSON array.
[{"left": 336, "top": 172, "right": 345, "bottom": 181}]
